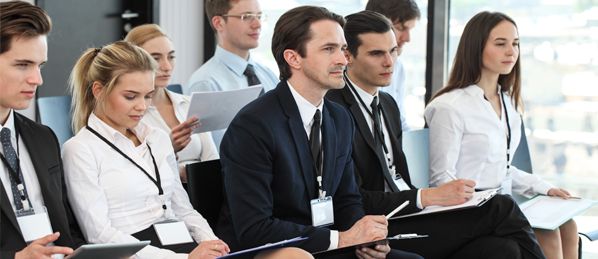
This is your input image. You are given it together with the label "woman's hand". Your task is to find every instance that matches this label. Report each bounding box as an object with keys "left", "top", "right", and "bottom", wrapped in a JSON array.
[
  {"left": 170, "top": 117, "right": 200, "bottom": 153},
  {"left": 547, "top": 188, "right": 571, "bottom": 198},
  {"left": 188, "top": 239, "right": 230, "bottom": 259}
]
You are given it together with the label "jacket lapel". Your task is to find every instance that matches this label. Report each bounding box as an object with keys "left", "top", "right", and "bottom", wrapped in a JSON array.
[
  {"left": 1, "top": 181, "right": 23, "bottom": 236},
  {"left": 277, "top": 82, "right": 317, "bottom": 199},
  {"left": 380, "top": 96, "right": 414, "bottom": 188},
  {"left": 340, "top": 85, "right": 377, "bottom": 152}
]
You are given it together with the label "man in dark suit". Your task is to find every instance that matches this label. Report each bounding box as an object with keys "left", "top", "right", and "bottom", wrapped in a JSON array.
[
  {"left": 0, "top": 2, "right": 84, "bottom": 258},
  {"left": 326, "top": 11, "right": 546, "bottom": 259},
  {"left": 217, "top": 6, "right": 421, "bottom": 259}
]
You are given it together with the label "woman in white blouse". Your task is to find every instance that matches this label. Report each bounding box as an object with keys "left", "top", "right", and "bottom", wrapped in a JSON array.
[
  {"left": 425, "top": 12, "right": 578, "bottom": 259},
  {"left": 124, "top": 24, "right": 218, "bottom": 183},
  {"left": 62, "top": 41, "right": 312, "bottom": 259}
]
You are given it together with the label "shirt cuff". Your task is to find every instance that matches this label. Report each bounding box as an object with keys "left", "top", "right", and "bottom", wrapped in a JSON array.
[
  {"left": 416, "top": 189, "right": 423, "bottom": 209},
  {"left": 328, "top": 230, "right": 339, "bottom": 250}
]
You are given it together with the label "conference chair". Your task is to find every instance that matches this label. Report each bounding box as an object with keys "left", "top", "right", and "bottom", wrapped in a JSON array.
[
  {"left": 184, "top": 159, "right": 223, "bottom": 231},
  {"left": 37, "top": 95, "right": 74, "bottom": 147},
  {"left": 402, "top": 128, "right": 430, "bottom": 189},
  {"left": 166, "top": 84, "right": 183, "bottom": 94}
]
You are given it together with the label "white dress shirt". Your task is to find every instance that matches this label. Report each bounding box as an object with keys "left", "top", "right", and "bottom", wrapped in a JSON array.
[
  {"left": 425, "top": 84, "right": 554, "bottom": 196},
  {"left": 62, "top": 113, "right": 217, "bottom": 259},
  {"left": 0, "top": 110, "right": 44, "bottom": 213},
  {"left": 142, "top": 90, "right": 219, "bottom": 167},
  {"left": 288, "top": 82, "right": 339, "bottom": 250},
  {"left": 346, "top": 77, "right": 423, "bottom": 209}
]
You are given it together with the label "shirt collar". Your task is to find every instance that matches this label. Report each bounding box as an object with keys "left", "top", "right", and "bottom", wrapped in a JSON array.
[
  {"left": 287, "top": 81, "right": 324, "bottom": 127},
  {"left": 214, "top": 45, "right": 256, "bottom": 77},
  {"left": 346, "top": 75, "right": 379, "bottom": 108},
  {"left": 465, "top": 84, "right": 503, "bottom": 99},
  {"left": 87, "top": 112, "right": 155, "bottom": 146},
  {"left": 1, "top": 110, "right": 17, "bottom": 141},
  {"left": 164, "top": 89, "right": 186, "bottom": 107}
]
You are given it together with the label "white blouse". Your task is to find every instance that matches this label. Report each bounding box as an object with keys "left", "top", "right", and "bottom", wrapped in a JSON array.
[
  {"left": 425, "top": 84, "right": 554, "bottom": 196},
  {"left": 62, "top": 113, "right": 217, "bottom": 259},
  {"left": 142, "top": 90, "right": 218, "bottom": 166}
]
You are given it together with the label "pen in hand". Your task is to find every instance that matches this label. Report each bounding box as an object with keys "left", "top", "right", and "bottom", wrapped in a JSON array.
[
  {"left": 444, "top": 169, "right": 458, "bottom": 181},
  {"left": 386, "top": 200, "right": 410, "bottom": 219}
]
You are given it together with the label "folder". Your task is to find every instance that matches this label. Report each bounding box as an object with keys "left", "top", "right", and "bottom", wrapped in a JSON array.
[
  {"left": 311, "top": 234, "right": 427, "bottom": 258},
  {"left": 519, "top": 195, "right": 597, "bottom": 230},
  {"left": 390, "top": 188, "right": 502, "bottom": 220},
  {"left": 217, "top": 237, "right": 308, "bottom": 258},
  {"left": 186, "top": 85, "right": 263, "bottom": 133}
]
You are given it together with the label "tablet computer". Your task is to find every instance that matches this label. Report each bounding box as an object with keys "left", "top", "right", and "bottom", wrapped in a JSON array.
[{"left": 65, "top": 240, "right": 150, "bottom": 259}]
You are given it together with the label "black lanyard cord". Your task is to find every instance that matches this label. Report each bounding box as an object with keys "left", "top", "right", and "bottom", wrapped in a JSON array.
[
  {"left": 483, "top": 92, "right": 512, "bottom": 169},
  {"left": 86, "top": 126, "right": 169, "bottom": 217}
]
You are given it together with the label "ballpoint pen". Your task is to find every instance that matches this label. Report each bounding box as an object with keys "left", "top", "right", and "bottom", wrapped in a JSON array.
[
  {"left": 444, "top": 169, "right": 458, "bottom": 181},
  {"left": 386, "top": 200, "right": 409, "bottom": 219}
]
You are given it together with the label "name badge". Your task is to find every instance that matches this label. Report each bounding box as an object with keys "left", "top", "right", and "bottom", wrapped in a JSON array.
[
  {"left": 153, "top": 220, "right": 194, "bottom": 246},
  {"left": 393, "top": 178, "right": 411, "bottom": 191},
  {"left": 310, "top": 196, "right": 334, "bottom": 227},
  {"left": 16, "top": 206, "right": 53, "bottom": 243}
]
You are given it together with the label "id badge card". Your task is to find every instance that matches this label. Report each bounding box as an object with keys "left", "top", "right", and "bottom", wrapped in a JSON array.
[
  {"left": 310, "top": 196, "right": 334, "bottom": 227},
  {"left": 153, "top": 219, "right": 194, "bottom": 246},
  {"left": 16, "top": 206, "right": 53, "bottom": 243},
  {"left": 393, "top": 178, "right": 411, "bottom": 191}
]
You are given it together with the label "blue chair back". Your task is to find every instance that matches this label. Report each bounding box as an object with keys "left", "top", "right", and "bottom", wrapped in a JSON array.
[
  {"left": 511, "top": 121, "right": 533, "bottom": 174},
  {"left": 166, "top": 84, "right": 183, "bottom": 94},
  {"left": 402, "top": 128, "right": 430, "bottom": 189},
  {"left": 37, "top": 95, "right": 73, "bottom": 147}
]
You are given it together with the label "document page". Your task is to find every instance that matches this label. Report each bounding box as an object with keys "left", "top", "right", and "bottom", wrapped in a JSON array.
[
  {"left": 519, "top": 195, "right": 597, "bottom": 230},
  {"left": 186, "top": 85, "right": 263, "bottom": 133},
  {"left": 391, "top": 188, "right": 501, "bottom": 219}
]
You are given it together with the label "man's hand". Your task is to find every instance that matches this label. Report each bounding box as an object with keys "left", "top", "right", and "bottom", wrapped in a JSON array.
[
  {"left": 15, "top": 232, "right": 73, "bottom": 259},
  {"left": 355, "top": 244, "right": 390, "bottom": 259},
  {"left": 338, "top": 215, "right": 388, "bottom": 248},
  {"left": 421, "top": 179, "right": 476, "bottom": 207}
]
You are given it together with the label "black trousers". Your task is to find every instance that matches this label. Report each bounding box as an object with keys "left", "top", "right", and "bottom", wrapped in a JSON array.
[
  {"left": 132, "top": 225, "right": 197, "bottom": 254},
  {"left": 384, "top": 194, "right": 546, "bottom": 259}
]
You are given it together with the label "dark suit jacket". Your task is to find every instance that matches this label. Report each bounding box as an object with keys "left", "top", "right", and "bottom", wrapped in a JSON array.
[
  {"left": 0, "top": 112, "right": 85, "bottom": 258},
  {"left": 217, "top": 81, "right": 365, "bottom": 253},
  {"left": 326, "top": 85, "right": 422, "bottom": 215}
]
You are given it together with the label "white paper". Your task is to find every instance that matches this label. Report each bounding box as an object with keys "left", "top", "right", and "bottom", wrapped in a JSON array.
[
  {"left": 218, "top": 237, "right": 308, "bottom": 258},
  {"left": 391, "top": 188, "right": 502, "bottom": 219},
  {"left": 17, "top": 209, "right": 53, "bottom": 242},
  {"left": 186, "top": 85, "right": 264, "bottom": 133},
  {"left": 519, "top": 196, "right": 597, "bottom": 230},
  {"left": 153, "top": 221, "right": 194, "bottom": 246}
]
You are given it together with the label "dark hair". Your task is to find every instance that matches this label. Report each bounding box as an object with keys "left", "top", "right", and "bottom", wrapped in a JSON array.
[
  {"left": 1, "top": 1, "right": 52, "bottom": 55},
  {"left": 205, "top": 0, "right": 238, "bottom": 33},
  {"left": 272, "top": 6, "right": 345, "bottom": 81},
  {"left": 365, "top": 0, "right": 420, "bottom": 25},
  {"left": 344, "top": 11, "right": 393, "bottom": 57},
  {"left": 430, "top": 11, "right": 522, "bottom": 111}
]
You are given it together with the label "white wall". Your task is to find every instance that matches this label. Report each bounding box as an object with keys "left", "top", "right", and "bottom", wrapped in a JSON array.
[{"left": 159, "top": 1, "right": 204, "bottom": 88}]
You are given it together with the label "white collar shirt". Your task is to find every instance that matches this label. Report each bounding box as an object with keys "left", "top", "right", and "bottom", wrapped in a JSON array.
[
  {"left": 142, "top": 90, "right": 219, "bottom": 166},
  {"left": 62, "top": 113, "right": 217, "bottom": 259},
  {"left": 425, "top": 84, "right": 554, "bottom": 196},
  {"left": 0, "top": 110, "right": 44, "bottom": 212}
]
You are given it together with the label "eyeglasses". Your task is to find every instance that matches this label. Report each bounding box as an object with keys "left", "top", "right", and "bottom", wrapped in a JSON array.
[{"left": 219, "top": 13, "right": 267, "bottom": 23}]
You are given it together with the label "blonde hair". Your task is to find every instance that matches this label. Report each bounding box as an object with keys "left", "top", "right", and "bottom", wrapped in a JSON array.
[
  {"left": 68, "top": 40, "right": 157, "bottom": 133},
  {"left": 124, "top": 24, "right": 170, "bottom": 47}
]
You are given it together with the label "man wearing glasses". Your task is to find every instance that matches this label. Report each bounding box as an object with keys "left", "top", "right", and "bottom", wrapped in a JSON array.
[{"left": 185, "top": 0, "right": 279, "bottom": 148}]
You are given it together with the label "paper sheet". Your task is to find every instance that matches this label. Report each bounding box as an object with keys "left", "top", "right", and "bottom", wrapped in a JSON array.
[
  {"left": 217, "top": 237, "right": 307, "bottom": 258},
  {"left": 519, "top": 195, "right": 597, "bottom": 230},
  {"left": 186, "top": 85, "right": 263, "bottom": 133}
]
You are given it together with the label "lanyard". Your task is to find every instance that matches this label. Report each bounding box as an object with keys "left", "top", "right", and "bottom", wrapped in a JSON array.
[
  {"left": 0, "top": 123, "right": 33, "bottom": 211},
  {"left": 344, "top": 73, "right": 397, "bottom": 177},
  {"left": 484, "top": 92, "right": 512, "bottom": 169},
  {"left": 86, "top": 126, "right": 169, "bottom": 218}
]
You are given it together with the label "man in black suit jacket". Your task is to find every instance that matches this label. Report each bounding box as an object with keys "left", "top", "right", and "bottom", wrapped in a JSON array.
[
  {"left": 0, "top": 2, "right": 84, "bottom": 258},
  {"left": 326, "top": 11, "right": 546, "bottom": 258},
  {"left": 217, "top": 6, "right": 421, "bottom": 259}
]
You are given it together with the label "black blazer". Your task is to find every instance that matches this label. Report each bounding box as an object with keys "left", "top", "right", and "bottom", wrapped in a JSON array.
[
  {"left": 217, "top": 81, "right": 365, "bottom": 253},
  {"left": 326, "top": 85, "right": 421, "bottom": 215},
  {"left": 0, "top": 112, "right": 85, "bottom": 258}
]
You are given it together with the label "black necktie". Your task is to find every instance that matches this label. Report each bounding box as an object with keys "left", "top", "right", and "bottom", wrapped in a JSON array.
[
  {"left": 310, "top": 110, "right": 322, "bottom": 178},
  {"left": 370, "top": 98, "right": 400, "bottom": 192},
  {"left": 1, "top": 128, "right": 32, "bottom": 210},
  {"left": 244, "top": 64, "right": 264, "bottom": 95}
]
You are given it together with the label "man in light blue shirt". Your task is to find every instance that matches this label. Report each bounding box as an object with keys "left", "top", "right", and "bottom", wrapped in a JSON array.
[
  {"left": 366, "top": 0, "right": 421, "bottom": 131},
  {"left": 186, "top": 0, "right": 279, "bottom": 148}
]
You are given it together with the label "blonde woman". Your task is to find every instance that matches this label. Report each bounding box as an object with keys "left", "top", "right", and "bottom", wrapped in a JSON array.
[
  {"left": 125, "top": 24, "right": 218, "bottom": 182},
  {"left": 62, "top": 41, "right": 312, "bottom": 259}
]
